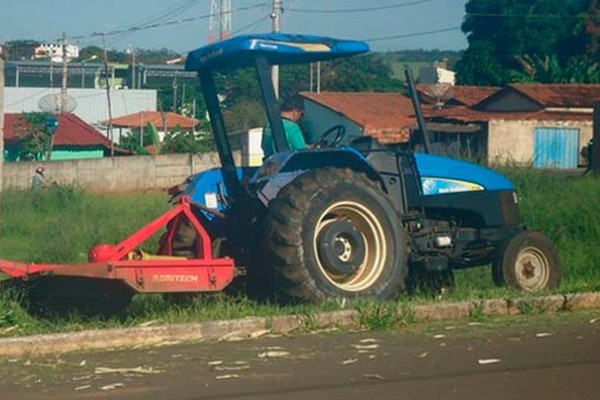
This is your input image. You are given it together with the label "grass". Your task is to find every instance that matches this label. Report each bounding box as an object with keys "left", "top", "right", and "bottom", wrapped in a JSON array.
[{"left": 0, "top": 167, "right": 599, "bottom": 337}]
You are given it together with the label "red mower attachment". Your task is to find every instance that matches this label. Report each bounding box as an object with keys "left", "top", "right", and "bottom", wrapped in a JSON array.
[{"left": 0, "top": 196, "right": 238, "bottom": 294}]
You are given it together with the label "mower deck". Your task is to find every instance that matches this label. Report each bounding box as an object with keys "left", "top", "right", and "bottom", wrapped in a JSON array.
[{"left": 0, "top": 196, "right": 237, "bottom": 293}]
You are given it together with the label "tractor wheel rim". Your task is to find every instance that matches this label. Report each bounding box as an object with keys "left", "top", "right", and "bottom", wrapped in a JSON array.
[
  {"left": 515, "top": 246, "right": 550, "bottom": 291},
  {"left": 313, "top": 201, "right": 386, "bottom": 292}
]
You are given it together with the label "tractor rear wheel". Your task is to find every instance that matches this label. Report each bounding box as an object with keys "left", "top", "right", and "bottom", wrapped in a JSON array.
[
  {"left": 492, "top": 230, "right": 561, "bottom": 292},
  {"left": 263, "top": 168, "right": 408, "bottom": 303}
]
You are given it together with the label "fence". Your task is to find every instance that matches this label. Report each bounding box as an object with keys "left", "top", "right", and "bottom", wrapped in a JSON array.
[{"left": 1, "top": 152, "right": 234, "bottom": 192}]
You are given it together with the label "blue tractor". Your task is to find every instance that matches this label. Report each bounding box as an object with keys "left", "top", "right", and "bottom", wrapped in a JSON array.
[{"left": 165, "top": 33, "right": 561, "bottom": 303}]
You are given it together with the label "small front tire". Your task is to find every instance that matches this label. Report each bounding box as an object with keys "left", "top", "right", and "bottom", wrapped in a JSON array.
[{"left": 492, "top": 230, "right": 561, "bottom": 292}]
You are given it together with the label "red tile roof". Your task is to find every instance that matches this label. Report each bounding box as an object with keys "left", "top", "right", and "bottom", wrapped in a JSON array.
[
  {"left": 105, "top": 111, "right": 200, "bottom": 129},
  {"left": 4, "top": 113, "right": 113, "bottom": 148},
  {"left": 427, "top": 106, "right": 594, "bottom": 123},
  {"left": 416, "top": 84, "right": 500, "bottom": 107},
  {"left": 504, "top": 84, "right": 600, "bottom": 108},
  {"left": 301, "top": 92, "right": 415, "bottom": 143}
]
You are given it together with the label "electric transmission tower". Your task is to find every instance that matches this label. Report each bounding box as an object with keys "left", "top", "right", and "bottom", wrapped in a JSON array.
[{"left": 209, "top": 0, "right": 232, "bottom": 42}]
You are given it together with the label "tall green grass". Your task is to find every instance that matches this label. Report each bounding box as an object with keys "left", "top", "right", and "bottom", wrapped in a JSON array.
[
  {"left": 0, "top": 169, "right": 599, "bottom": 336},
  {"left": 0, "top": 186, "right": 169, "bottom": 264},
  {"left": 504, "top": 168, "right": 600, "bottom": 293}
]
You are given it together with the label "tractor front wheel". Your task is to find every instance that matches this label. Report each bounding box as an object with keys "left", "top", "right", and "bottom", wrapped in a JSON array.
[
  {"left": 492, "top": 230, "right": 561, "bottom": 292},
  {"left": 263, "top": 168, "right": 408, "bottom": 303}
]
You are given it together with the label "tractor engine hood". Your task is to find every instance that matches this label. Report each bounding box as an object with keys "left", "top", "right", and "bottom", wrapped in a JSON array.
[{"left": 414, "top": 153, "right": 515, "bottom": 195}]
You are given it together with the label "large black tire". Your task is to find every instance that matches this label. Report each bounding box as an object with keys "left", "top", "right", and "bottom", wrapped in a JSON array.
[
  {"left": 163, "top": 218, "right": 198, "bottom": 258},
  {"left": 263, "top": 168, "right": 408, "bottom": 303},
  {"left": 492, "top": 230, "right": 561, "bottom": 292}
]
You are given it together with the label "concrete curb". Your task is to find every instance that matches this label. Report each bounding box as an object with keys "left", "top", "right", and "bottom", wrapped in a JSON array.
[{"left": 1, "top": 292, "right": 599, "bottom": 358}]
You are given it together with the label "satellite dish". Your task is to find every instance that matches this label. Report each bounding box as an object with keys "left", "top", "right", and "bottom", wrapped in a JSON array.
[
  {"left": 429, "top": 83, "right": 452, "bottom": 109},
  {"left": 38, "top": 93, "right": 77, "bottom": 113},
  {"left": 429, "top": 83, "right": 452, "bottom": 100}
]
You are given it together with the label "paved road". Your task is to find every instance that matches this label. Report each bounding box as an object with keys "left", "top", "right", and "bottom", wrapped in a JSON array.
[{"left": 1, "top": 311, "right": 599, "bottom": 400}]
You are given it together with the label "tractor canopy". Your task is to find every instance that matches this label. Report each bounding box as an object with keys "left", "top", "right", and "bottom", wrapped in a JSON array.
[{"left": 185, "top": 33, "right": 369, "bottom": 71}]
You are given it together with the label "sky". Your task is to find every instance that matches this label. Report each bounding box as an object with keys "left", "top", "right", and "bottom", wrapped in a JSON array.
[{"left": 1, "top": 0, "right": 468, "bottom": 55}]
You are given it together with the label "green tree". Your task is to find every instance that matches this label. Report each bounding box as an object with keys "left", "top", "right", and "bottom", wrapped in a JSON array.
[
  {"left": 210, "top": 54, "right": 402, "bottom": 132},
  {"left": 456, "top": 40, "right": 508, "bottom": 85},
  {"left": 2, "top": 40, "right": 38, "bottom": 61},
  {"left": 321, "top": 55, "right": 403, "bottom": 92},
  {"left": 160, "top": 128, "right": 215, "bottom": 154},
  {"left": 12, "top": 112, "right": 57, "bottom": 160},
  {"left": 458, "top": 0, "right": 599, "bottom": 84}
]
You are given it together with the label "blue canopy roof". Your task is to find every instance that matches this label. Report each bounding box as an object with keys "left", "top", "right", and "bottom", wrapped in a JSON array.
[{"left": 185, "top": 33, "right": 370, "bottom": 71}]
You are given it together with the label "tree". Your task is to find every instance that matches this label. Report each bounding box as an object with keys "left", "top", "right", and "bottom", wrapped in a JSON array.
[
  {"left": 160, "top": 128, "right": 215, "bottom": 154},
  {"left": 458, "top": 0, "right": 599, "bottom": 84},
  {"left": 321, "top": 55, "right": 403, "bottom": 92},
  {"left": 2, "top": 40, "right": 38, "bottom": 61},
  {"left": 209, "top": 54, "right": 403, "bottom": 132},
  {"left": 456, "top": 40, "right": 508, "bottom": 85},
  {"left": 12, "top": 112, "right": 57, "bottom": 160}
]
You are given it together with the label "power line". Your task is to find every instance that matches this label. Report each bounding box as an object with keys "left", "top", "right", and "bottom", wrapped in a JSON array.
[
  {"left": 364, "top": 26, "right": 461, "bottom": 42},
  {"left": 68, "top": 0, "right": 202, "bottom": 48},
  {"left": 466, "top": 12, "right": 590, "bottom": 19},
  {"left": 106, "top": 0, "right": 200, "bottom": 48},
  {"left": 231, "top": 14, "right": 271, "bottom": 36},
  {"left": 68, "top": 3, "right": 266, "bottom": 42},
  {"left": 286, "top": 0, "right": 436, "bottom": 14}
]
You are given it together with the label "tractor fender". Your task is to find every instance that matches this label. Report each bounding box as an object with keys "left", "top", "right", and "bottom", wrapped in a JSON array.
[{"left": 253, "top": 149, "right": 385, "bottom": 207}]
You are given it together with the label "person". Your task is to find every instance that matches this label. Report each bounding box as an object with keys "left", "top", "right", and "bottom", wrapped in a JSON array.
[
  {"left": 582, "top": 138, "right": 594, "bottom": 173},
  {"left": 261, "top": 95, "right": 310, "bottom": 158},
  {"left": 31, "top": 166, "right": 47, "bottom": 189}
]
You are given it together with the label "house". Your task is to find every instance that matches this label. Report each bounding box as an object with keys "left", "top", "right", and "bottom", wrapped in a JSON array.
[
  {"left": 414, "top": 84, "right": 502, "bottom": 159},
  {"left": 3, "top": 113, "right": 120, "bottom": 161},
  {"left": 299, "top": 84, "right": 599, "bottom": 169},
  {"left": 418, "top": 60, "right": 456, "bottom": 85},
  {"left": 416, "top": 84, "right": 500, "bottom": 108},
  {"left": 34, "top": 43, "right": 79, "bottom": 63},
  {"left": 103, "top": 111, "right": 200, "bottom": 143},
  {"left": 429, "top": 84, "right": 600, "bottom": 167},
  {"left": 301, "top": 92, "right": 417, "bottom": 144}
]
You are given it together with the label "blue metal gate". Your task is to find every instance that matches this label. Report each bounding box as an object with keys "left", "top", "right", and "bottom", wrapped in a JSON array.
[{"left": 534, "top": 127, "right": 580, "bottom": 169}]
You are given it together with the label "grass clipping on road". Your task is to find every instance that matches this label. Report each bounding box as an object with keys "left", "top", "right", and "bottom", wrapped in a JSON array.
[{"left": 0, "top": 168, "right": 599, "bottom": 337}]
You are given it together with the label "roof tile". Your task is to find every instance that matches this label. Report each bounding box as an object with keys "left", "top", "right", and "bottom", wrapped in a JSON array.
[
  {"left": 4, "top": 113, "right": 112, "bottom": 147},
  {"left": 105, "top": 111, "right": 200, "bottom": 129},
  {"left": 301, "top": 92, "right": 414, "bottom": 143}
]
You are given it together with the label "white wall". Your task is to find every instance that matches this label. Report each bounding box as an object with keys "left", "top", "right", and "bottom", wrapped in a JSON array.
[
  {"left": 488, "top": 119, "right": 593, "bottom": 166},
  {"left": 1, "top": 151, "right": 240, "bottom": 192},
  {"left": 4, "top": 88, "right": 156, "bottom": 127}
]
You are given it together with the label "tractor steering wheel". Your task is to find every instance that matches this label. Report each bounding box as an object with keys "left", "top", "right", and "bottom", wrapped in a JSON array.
[{"left": 314, "top": 125, "right": 346, "bottom": 149}]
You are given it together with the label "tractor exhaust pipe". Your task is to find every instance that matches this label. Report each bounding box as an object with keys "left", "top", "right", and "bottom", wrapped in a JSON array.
[{"left": 404, "top": 67, "right": 431, "bottom": 154}]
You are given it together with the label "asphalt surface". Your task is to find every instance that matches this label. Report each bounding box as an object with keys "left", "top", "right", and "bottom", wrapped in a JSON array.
[{"left": 1, "top": 311, "right": 599, "bottom": 400}]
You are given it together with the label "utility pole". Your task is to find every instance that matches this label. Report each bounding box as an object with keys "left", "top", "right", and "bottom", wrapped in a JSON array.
[
  {"left": 1, "top": 58, "right": 5, "bottom": 194},
  {"left": 102, "top": 34, "right": 115, "bottom": 157},
  {"left": 271, "top": 0, "right": 282, "bottom": 98},
  {"left": 60, "top": 32, "right": 68, "bottom": 113},
  {"left": 128, "top": 45, "right": 136, "bottom": 89},
  {"left": 317, "top": 61, "right": 321, "bottom": 93},
  {"left": 172, "top": 73, "right": 178, "bottom": 112}
]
